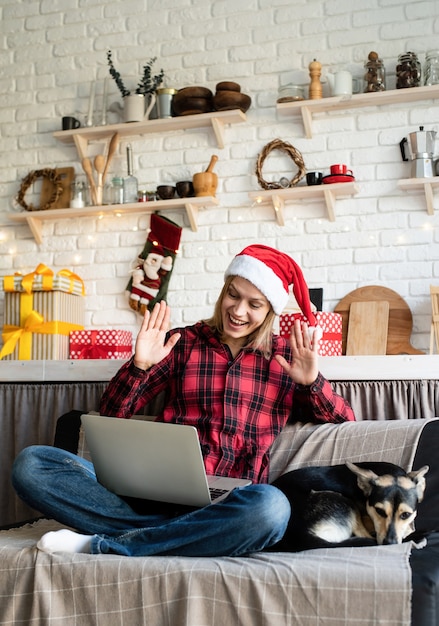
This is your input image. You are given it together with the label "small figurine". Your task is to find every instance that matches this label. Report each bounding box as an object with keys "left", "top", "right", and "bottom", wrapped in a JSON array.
[{"left": 308, "top": 59, "right": 323, "bottom": 99}]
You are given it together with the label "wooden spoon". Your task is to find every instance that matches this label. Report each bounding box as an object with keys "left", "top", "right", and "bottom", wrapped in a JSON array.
[
  {"left": 102, "top": 132, "right": 119, "bottom": 184},
  {"left": 81, "top": 157, "right": 97, "bottom": 205},
  {"left": 94, "top": 154, "right": 106, "bottom": 205}
]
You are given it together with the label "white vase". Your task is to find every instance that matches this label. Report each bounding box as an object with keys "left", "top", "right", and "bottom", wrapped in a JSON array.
[{"left": 123, "top": 93, "right": 157, "bottom": 123}]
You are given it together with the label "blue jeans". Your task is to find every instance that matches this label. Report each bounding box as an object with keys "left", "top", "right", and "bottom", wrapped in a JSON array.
[{"left": 12, "top": 446, "right": 290, "bottom": 557}]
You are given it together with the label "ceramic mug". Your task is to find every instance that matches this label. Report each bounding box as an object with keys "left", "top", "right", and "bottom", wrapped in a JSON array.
[
  {"left": 62, "top": 116, "right": 80, "bottom": 130},
  {"left": 330, "top": 164, "right": 353, "bottom": 176},
  {"left": 306, "top": 171, "right": 323, "bottom": 186}
]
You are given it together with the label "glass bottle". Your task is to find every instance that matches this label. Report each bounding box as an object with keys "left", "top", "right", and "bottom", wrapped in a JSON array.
[
  {"left": 396, "top": 52, "right": 421, "bottom": 89},
  {"left": 364, "top": 51, "right": 386, "bottom": 92},
  {"left": 111, "top": 176, "right": 124, "bottom": 205},
  {"left": 70, "top": 180, "right": 87, "bottom": 208},
  {"left": 424, "top": 50, "right": 439, "bottom": 86}
]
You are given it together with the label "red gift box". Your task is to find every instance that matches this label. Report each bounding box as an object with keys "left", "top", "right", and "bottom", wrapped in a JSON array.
[
  {"left": 69, "top": 329, "right": 132, "bottom": 360},
  {"left": 279, "top": 312, "right": 342, "bottom": 356}
]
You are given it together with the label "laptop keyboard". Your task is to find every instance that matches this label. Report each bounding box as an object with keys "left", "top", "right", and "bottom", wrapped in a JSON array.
[{"left": 209, "top": 487, "right": 229, "bottom": 501}]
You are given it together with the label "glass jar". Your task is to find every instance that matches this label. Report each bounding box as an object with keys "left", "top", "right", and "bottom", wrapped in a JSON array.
[
  {"left": 364, "top": 51, "right": 386, "bottom": 92},
  {"left": 277, "top": 84, "right": 305, "bottom": 103},
  {"left": 396, "top": 52, "right": 421, "bottom": 89},
  {"left": 70, "top": 180, "right": 87, "bottom": 208},
  {"left": 424, "top": 50, "right": 439, "bottom": 86},
  {"left": 111, "top": 176, "right": 124, "bottom": 205}
]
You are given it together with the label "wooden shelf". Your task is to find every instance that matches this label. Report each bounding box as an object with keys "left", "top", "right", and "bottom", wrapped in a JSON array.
[
  {"left": 397, "top": 177, "right": 439, "bottom": 215},
  {"left": 8, "top": 196, "right": 219, "bottom": 244},
  {"left": 53, "top": 109, "right": 247, "bottom": 158},
  {"left": 248, "top": 182, "right": 359, "bottom": 224},
  {"left": 277, "top": 85, "right": 439, "bottom": 138}
]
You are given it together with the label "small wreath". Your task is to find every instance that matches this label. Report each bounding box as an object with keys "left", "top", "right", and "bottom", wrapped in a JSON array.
[
  {"left": 17, "top": 168, "right": 63, "bottom": 212},
  {"left": 255, "top": 139, "right": 306, "bottom": 190}
]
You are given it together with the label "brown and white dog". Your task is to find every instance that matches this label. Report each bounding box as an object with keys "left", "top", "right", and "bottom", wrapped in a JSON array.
[{"left": 270, "top": 461, "right": 429, "bottom": 552}]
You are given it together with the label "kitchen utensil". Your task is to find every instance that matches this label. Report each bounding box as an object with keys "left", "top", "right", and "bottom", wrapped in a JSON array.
[
  {"left": 346, "top": 301, "right": 390, "bottom": 355},
  {"left": 334, "top": 285, "right": 424, "bottom": 355},
  {"left": 306, "top": 172, "right": 323, "bottom": 186},
  {"left": 326, "top": 71, "right": 356, "bottom": 96},
  {"left": 123, "top": 144, "right": 138, "bottom": 203},
  {"left": 156, "top": 185, "right": 175, "bottom": 200},
  {"left": 156, "top": 88, "right": 178, "bottom": 118},
  {"left": 330, "top": 164, "right": 353, "bottom": 176},
  {"left": 93, "top": 155, "right": 105, "bottom": 205},
  {"left": 193, "top": 155, "right": 218, "bottom": 197},
  {"left": 173, "top": 87, "right": 213, "bottom": 116},
  {"left": 399, "top": 126, "right": 437, "bottom": 178},
  {"left": 176, "top": 181, "right": 194, "bottom": 197},
  {"left": 102, "top": 132, "right": 119, "bottom": 184},
  {"left": 322, "top": 174, "right": 355, "bottom": 184},
  {"left": 213, "top": 90, "right": 251, "bottom": 113},
  {"left": 81, "top": 157, "right": 97, "bottom": 205}
]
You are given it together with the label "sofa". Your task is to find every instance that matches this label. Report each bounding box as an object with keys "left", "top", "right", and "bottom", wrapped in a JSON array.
[{"left": 1, "top": 408, "right": 439, "bottom": 626}]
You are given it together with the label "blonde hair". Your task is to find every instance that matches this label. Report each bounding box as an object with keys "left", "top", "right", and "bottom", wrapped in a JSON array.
[{"left": 204, "top": 275, "right": 276, "bottom": 359}]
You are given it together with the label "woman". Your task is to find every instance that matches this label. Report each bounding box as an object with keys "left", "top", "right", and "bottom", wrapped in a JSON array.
[{"left": 12, "top": 245, "right": 355, "bottom": 557}]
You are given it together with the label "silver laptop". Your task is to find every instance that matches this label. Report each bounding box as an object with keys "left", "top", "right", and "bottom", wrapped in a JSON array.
[{"left": 80, "top": 414, "right": 252, "bottom": 507}]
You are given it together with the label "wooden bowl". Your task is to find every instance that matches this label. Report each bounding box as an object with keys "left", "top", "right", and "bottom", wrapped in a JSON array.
[
  {"left": 192, "top": 172, "right": 218, "bottom": 197},
  {"left": 173, "top": 87, "right": 213, "bottom": 116},
  {"left": 216, "top": 81, "right": 241, "bottom": 92},
  {"left": 213, "top": 90, "right": 251, "bottom": 113}
]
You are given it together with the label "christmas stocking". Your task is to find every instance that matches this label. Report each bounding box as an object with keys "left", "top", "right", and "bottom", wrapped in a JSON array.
[{"left": 127, "top": 213, "right": 182, "bottom": 315}]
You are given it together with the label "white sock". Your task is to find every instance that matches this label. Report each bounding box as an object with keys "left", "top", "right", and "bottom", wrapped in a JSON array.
[{"left": 37, "top": 529, "right": 92, "bottom": 554}]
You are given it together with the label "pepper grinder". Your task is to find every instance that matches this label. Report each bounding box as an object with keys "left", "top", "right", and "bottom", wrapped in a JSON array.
[{"left": 308, "top": 58, "right": 323, "bottom": 99}]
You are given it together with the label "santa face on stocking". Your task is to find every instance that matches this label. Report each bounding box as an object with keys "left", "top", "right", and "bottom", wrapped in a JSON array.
[
  {"left": 129, "top": 252, "right": 173, "bottom": 311},
  {"left": 126, "top": 214, "right": 182, "bottom": 316}
]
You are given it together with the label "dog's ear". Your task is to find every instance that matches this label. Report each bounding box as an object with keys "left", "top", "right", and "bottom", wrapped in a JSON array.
[
  {"left": 408, "top": 465, "right": 429, "bottom": 502},
  {"left": 345, "top": 461, "right": 378, "bottom": 496}
]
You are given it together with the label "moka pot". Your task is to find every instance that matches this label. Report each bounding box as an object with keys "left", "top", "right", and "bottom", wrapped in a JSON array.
[{"left": 399, "top": 126, "right": 437, "bottom": 178}]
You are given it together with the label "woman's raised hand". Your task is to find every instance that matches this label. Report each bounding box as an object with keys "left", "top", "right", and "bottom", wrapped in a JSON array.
[
  {"left": 133, "top": 301, "right": 181, "bottom": 371},
  {"left": 275, "top": 319, "right": 320, "bottom": 386}
]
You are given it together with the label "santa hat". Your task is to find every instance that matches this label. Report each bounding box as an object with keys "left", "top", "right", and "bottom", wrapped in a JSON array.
[{"left": 224, "top": 244, "right": 316, "bottom": 324}]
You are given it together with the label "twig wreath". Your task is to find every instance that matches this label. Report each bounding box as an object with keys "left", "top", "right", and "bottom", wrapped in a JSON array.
[
  {"left": 255, "top": 138, "right": 306, "bottom": 190},
  {"left": 17, "top": 168, "right": 63, "bottom": 212}
]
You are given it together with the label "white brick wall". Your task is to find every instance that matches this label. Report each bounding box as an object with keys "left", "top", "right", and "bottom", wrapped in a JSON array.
[{"left": 0, "top": 0, "right": 438, "bottom": 353}]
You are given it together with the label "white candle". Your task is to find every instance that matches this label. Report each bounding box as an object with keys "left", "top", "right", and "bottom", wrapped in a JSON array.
[
  {"left": 86, "top": 81, "right": 95, "bottom": 127},
  {"left": 101, "top": 77, "right": 108, "bottom": 126}
]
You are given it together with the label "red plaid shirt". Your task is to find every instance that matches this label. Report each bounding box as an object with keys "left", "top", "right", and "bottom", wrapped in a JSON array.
[{"left": 100, "top": 322, "right": 355, "bottom": 483}]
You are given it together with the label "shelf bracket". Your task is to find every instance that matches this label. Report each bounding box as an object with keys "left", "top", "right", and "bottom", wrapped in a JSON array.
[
  {"left": 323, "top": 189, "right": 336, "bottom": 222},
  {"left": 424, "top": 182, "right": 435, "bottom": 215},
  {"left": 301, "top": 106, "right": 313, "bottom": 139},
  {"left": 210, "top": 117, "right": 225, "bottom": 149},
  {"left": 184, "top": 203, "right": 199, "bottom": 232},
  {"left": 73, "top": 135, "right": 89, "bottom": 161},
  {"left": 25, "top": 215, "right": 43, "bottom": 245},
  {"left": 271, "top": 194, "right": 285, "bottom": 226}
]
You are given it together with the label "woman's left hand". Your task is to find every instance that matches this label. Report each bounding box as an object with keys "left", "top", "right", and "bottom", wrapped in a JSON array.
[{"left": 275, "top": 319, "right": 320, "bottom": 386}]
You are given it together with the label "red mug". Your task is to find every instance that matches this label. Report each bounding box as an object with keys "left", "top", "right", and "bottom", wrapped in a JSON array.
[{"left": 330, "top": 164, "right": 353, "bottom": 176}]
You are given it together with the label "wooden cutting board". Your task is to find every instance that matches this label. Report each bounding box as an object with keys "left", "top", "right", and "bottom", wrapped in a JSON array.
[
  {"left": 334, "top": 285, "right": 424, "bottom": 355},
  {"left": 346, "top": 301, "right": 389, "bottom": 355},
  {"left": 40, "top": 167, "right": 75, "bottom": 210}
]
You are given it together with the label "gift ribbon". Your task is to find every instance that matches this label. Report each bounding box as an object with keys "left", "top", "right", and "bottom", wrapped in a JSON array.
[
  {"left": 73, "top": 331, "right": 125, "bottom": 359},
  {"left": 3, "top": 263, "right": 85, "bottom": 295},
  {"left": 0, "top": 295, "right": 84, "bottom": 360}
]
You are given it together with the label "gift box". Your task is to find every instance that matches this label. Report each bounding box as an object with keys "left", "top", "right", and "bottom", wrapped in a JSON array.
[
  {"left": 279, "top": 311, "right": 343, "bottom": 356},
  {"left": 69, "top": 329, "right": 133, "bottom": 360},
  {"left": 1, "top": 264, "right": 85, "bottom": 360}
]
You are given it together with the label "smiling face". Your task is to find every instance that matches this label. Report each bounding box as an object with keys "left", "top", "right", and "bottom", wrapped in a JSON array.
[{"left": 220, "top": 276, "right": 271, "bottom": 355}]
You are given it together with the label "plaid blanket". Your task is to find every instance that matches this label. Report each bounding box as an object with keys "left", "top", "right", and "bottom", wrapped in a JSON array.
[{"left": 0, "top": 519, "right": 418, "bottom": 626}]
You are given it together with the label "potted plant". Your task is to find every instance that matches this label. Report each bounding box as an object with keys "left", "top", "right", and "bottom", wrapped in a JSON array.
[{"left": 107, "top": 50, "right": 165, "bottom": 122}]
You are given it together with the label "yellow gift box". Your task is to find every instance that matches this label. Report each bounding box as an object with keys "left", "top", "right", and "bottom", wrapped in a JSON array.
[{"left": 1, "top": 264, "right": 85, "bottom": 360}]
